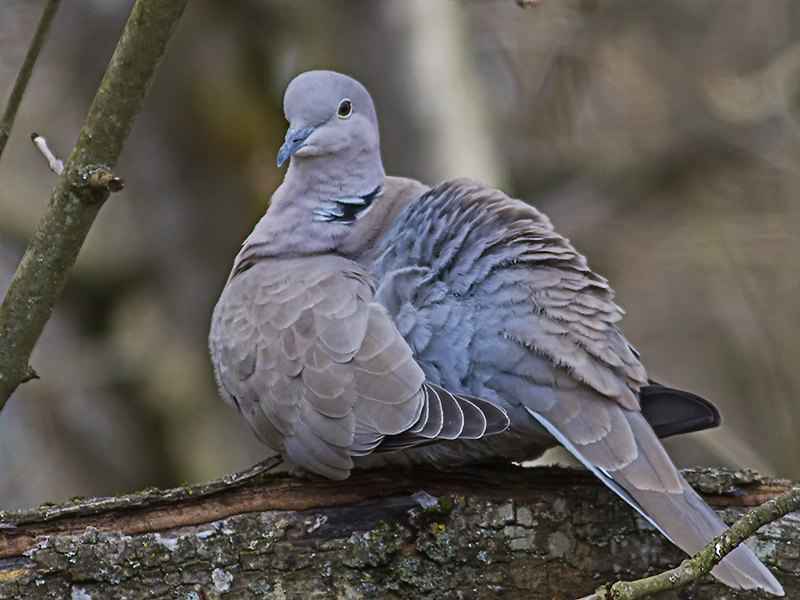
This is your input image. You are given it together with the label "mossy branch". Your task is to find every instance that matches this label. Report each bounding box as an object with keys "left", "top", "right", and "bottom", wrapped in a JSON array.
[
  {"left": 0, "top": 0, "right": 61, "bottom": 161},
  {"left": 0, "top": 0, "right": 188, "bottom": 410},
  {"left": 0, "top": 466, "right": 795, "bottom": 599},
  {"left": 577, "top": 485, "right": 800, "bottom": 600}
]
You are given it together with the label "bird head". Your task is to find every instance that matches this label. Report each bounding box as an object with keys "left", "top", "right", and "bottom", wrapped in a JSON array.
[{"left": 278, "top": 70, "right": 382, "bottom": 168}]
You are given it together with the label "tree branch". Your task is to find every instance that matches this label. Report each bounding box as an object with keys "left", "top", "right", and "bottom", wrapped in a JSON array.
[
  {"left": 0, "top": 466, "right": 795, "bottom": 599},
  {"left": 577, "top": 485, "right": 800, "bottom": 600},
  {"left": 0, "top": 0, "right": 61, "bottom": 162},
  {"left": 0, "top": 0, "right": 188, "bottom": 410}
]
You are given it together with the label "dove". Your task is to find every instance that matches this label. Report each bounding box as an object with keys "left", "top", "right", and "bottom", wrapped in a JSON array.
[
  {"left": 209, "top": 70, "right": 783, "bottom": 595},
  {"left": 209, "top": 75, "right": 510, "bottom": 483}
]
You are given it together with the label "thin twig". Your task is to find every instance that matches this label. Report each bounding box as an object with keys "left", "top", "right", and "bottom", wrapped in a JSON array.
[
  {"left": 0, "top": 0, "right": 61, "bottom": 162},
  {"left": 30, "top": 132, "right": 64, "bottom": 175},
  {"left": 226, "top": 454, "right": 284, "bottom": 486},
  {"left": 575, "top": 485, "right": 800, "bottom": 600},
  {"left": 0, "top": 0, "right": 188, "bottom": 409}
]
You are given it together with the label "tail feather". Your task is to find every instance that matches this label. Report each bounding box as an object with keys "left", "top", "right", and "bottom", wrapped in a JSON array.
[
  {"left": 523, "top": 404, "right": 784, "bottom": 595},
  {"left": 620, "top": 477, "right": 784, "bottom": 594},
  {"left": 640, "top": 382, "right": 723, "bottom": 439}
]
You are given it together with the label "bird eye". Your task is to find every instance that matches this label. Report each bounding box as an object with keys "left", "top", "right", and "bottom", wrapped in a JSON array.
[{"left": 337, "top": 99, "right": 353, "bottom": 119}]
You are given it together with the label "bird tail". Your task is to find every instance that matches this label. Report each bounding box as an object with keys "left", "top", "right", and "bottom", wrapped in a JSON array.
[
  {"left": 524, "top": 405, "right": 784, "bottom": 595},
  {"left": 633, "top": 476, "right": 786, "bottom": 594},
  {"left": 639, "top": 382, "right": 722, "bottom": 438}
]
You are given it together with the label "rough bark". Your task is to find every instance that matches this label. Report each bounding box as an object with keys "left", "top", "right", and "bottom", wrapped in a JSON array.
[{"left": 0, "top": 465, "right": 796, "bottom": 599}]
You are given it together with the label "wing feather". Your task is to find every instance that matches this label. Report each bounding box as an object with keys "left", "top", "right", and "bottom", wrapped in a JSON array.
[
  {"left": 366, "top": 178, "right": 782, "bottom": 594},
  {"left": 210, "top": 252, "right": 508, "bottom": 479}
]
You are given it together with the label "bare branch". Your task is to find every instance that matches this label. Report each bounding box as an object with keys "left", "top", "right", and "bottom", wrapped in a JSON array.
[
  {"left": 0, "top": 0, "right": 61, "bottom": 162},
  {"left": 0, "top": 0, "right": 188, "bottom": 410},
  {"left": 576, "top": 485, "right": 800, "bottom": 600}
]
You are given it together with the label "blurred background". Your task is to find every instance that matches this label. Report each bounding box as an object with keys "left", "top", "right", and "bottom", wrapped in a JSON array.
[{"left": 0, "top": 0, "right": 797, "bottom": 510}]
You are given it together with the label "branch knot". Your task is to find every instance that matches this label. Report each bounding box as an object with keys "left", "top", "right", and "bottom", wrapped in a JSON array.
[{"left": 83, "top": 166, "right": 125, "bottom": 194}]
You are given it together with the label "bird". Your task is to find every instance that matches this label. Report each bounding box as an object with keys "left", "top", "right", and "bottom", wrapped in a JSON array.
[
  {"left": 209, "top": 79, "right": 511, "bottom": 483},
  {"left": 209, "top": 70, "right": 783, "bottom": 595}
]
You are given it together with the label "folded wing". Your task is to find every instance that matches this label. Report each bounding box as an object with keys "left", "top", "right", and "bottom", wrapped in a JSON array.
[
  {"left": 210, "top": 254, "right": 507, "bottom": 480},
  {"left": 369, "top": 178, "right": 782, "bottom": 594}
]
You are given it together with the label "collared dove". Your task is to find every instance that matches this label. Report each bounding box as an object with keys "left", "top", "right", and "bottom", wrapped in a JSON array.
[
  {"left": 209, "top": 70, "right": 783, "bottom": 595},
  {"left": 209, "top": 75, "right": 510, "bottom": 483}
]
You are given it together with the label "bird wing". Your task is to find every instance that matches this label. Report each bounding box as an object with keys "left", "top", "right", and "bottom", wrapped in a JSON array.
[
  {"left": 372, "top": 178, "right": 647, "bottom": 406},
  {"left": 369, "top": 178, "right": 783, "bottom": 594},
  {"left": 210, "top": 253, "right": 507, "bottom": 480}
]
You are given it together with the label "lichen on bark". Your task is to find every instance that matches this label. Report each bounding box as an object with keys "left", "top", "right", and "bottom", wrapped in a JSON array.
[{"left": 0, "top": 466, "right": 796, "bottom": 599}]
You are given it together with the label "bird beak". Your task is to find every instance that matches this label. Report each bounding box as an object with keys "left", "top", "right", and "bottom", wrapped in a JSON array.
[{"left": 277, "top": 126, "right": 314, "bottom": 167}]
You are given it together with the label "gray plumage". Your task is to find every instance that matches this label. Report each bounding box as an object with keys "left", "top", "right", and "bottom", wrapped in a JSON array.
[
  {"left": 211, "top": 255, "right": 508, "bottom": 480},
  {"left": 209, "top": 70, "right": 783, "bottom": 595},
  {"left": 210, "top": 71, "right": 508, "bottom": 482}
]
